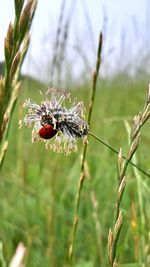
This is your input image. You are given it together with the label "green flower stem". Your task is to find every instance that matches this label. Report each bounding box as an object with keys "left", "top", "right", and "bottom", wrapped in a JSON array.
[{"left": 67, "top": 32, "right": 103, "bottom": 266}]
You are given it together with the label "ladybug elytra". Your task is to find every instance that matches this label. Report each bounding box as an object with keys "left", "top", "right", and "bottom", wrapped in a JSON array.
[{"left": 39, "top": 124, "right": 57, "bottom": 140}]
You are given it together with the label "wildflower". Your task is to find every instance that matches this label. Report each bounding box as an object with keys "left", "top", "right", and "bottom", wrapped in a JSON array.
[{"left": 20, "top": 87, "right": 88, "bottom": 154}]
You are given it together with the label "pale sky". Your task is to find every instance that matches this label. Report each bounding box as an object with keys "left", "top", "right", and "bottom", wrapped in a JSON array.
[{"left": 0, "top": 0, "right": 149, "bottom": 81}]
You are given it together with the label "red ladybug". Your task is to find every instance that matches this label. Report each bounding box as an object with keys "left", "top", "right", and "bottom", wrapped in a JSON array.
[{"left": 39, "top": 124, "right": 57, "bottom": 140}]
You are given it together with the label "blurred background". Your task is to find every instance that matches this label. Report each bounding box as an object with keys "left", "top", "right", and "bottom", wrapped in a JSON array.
[
  {"left": 0, "top": 1, "right": 150, "bottom": 267},
  {"left": 1, "top": 0, "right": 150, "bottom": 83}
]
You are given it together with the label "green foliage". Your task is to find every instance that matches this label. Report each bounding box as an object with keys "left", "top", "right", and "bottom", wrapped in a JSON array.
[{"left": 1, "top": 76, "right": 150, "bottom": 266}]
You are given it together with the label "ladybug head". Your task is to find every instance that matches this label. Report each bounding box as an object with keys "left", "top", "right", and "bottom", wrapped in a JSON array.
[{"left": 41, "top": 114, "right": 53, "bottom": 126}]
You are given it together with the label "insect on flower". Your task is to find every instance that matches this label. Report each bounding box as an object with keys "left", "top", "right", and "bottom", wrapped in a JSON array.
[{"left": 19, "top": 87, "right": 89, "bottom": 155}]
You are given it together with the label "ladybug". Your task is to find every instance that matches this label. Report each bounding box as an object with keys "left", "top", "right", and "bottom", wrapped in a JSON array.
[{"left": 39, "top": 124, "right": 57, "bottom": 140}]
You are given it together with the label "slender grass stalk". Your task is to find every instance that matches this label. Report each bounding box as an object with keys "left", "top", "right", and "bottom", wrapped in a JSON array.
[
  {"left": 125, "top": 120, "right": 146, "bottom": 264},
  {"left": 0, "top": 141, "right": 8, "bottom": 169},
  {"left": 67, "top": 32, "right": 103, "bottom": 265},
  {"left": 0, "top": 242, "right": 6, "bottom": 267},
  {"left": 90, "top": 191, "right": 104, "bottom": 265},
  {"left": 145, "top": 231, "right": 150, "bottom": 264},
  {"left": 108, "top": 84, "right": 150, "bottom": 267},
  {"left": 134, "top": 167, "right": 146, "bottom": 261},
  {"left": 57, "top": 0, "right": 76, "bottom": 87},
  {"left": 0, "top": 0, "right": 37, "bottom": 167},
  {"left": 89, "top": 131, "right": 150, "bottom": 178},
  {"left": 51, "top": 0, "right": 67, "bottom": 84}
]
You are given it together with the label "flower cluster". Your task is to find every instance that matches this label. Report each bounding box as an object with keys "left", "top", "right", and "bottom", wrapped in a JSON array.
[{"left": 20, "top": 88, "right": 88, "bottom": 154}]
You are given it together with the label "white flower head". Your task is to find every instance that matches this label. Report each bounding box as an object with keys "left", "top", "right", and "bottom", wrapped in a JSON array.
[{"left": 20, "top": 87, "right": 89, "bottom": 155}]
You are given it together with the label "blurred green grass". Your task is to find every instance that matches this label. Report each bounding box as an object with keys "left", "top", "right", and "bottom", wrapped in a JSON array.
[{"left": 1, "top": 75, "right": 150, "bottom": 266}]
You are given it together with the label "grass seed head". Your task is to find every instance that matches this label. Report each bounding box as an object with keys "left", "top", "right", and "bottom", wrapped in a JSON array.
[{"left": 21, "top": 88, "right": 89, "bottom": 155}]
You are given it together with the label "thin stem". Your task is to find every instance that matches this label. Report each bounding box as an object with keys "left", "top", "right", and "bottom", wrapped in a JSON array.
[
  {"left": 133, "top": 156, "right": 146, "bottom": 263},
  {"left": 67, "top": 32, "right": 103, "bottom": 266},
  {"left": 87, "top": 32, "right": 102, "bottom": 126},
  {"left": 89, "top": 131, "right": 150, "bottom": 178},
  {"left": 51, "top": 0, "right": 66, "bottom": 84},
  {"left": 0, "top": 242, "right": 6, "bottom": 267},
  {"left": 125, "top": 120, "right": 146, "bottom": 263},
  {"left": 108, "top": 84, "right": 150, "bottom": 266}
]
